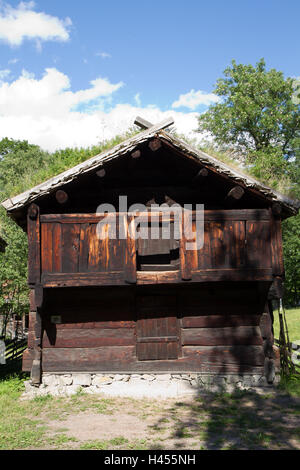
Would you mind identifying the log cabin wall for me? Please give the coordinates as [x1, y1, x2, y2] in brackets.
[23, 282, 270, 375]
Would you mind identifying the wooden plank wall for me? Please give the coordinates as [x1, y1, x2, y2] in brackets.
[39, 210, 275, 286]
[40, 219, 126, 274]
[23, 283, 269, 375]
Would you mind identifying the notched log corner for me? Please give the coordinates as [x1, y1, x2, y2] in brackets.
[268, 277, 283, 300]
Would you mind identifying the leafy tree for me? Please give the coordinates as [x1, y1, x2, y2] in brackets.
[198, 59, 300, 158]
[198, 59, 300, 306]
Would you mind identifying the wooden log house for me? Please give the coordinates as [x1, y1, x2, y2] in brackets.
[2, 117, 299, 386]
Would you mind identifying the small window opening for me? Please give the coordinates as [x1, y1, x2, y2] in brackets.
[136, 221, 180, 271]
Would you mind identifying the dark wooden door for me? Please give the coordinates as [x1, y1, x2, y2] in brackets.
[136, 295, 179, 361]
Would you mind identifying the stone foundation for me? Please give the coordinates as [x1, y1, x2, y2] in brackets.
[22, 372, 280, 399]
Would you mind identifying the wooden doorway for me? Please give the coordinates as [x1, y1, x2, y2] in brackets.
[136, 294, 179, 361]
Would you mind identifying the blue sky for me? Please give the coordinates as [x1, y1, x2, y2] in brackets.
[0, 0, 299, 150]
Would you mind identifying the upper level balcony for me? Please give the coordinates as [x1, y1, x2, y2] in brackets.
[27, 208, 283, 289]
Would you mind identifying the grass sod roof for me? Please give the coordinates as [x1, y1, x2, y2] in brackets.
[0, 223, 7, 252]
[1, 117, 299, 221]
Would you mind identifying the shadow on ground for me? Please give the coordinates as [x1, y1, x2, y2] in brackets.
[148, 387, 300, 450]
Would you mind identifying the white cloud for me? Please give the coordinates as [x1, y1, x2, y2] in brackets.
[0, 67, 204, 152]
[134, 93, 141, 107]
[0, 1, 72, 47]
[172, 89, 220, 110]
[0, 68, 10, 80]
[8, 57, 19, 64]
[0, 68, 123, 118]
[96, 51, 111, 59]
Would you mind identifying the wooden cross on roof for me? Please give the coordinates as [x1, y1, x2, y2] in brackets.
[134, 116, 174, 132]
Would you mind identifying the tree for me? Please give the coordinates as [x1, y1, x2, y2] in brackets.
[198, 59, 300, 306]
[198, 59, 300, 158]
[0, 138, 51, 336]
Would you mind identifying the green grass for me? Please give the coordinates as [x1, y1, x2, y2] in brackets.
[273, 307, 300, 342]
[79, 436, 130, 450]
[278, 373, 300, 397]
[0, 372, 118, 449]
[0, 371, 300, 450]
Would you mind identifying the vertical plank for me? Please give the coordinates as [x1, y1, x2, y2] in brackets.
[27, 204, 41, 286]
[180, 211, 192, 281]
[197, 222, 212, 269]
[210, 222, 223, 268]
[124, 215, 137, 284]
[270, 213, 284, 276]
[41, 223, 53, 273]
[62, 223, 80, 273]
[87, 224, 101, 272]
[234, 220, 246, 267]
[190, 221, 199, 271]
[31, 308, 42, 385]
[246, 221, 271, 269]
[52, 223, 62, 272]
[79, 223, 89, 272]
[275, 219, 284, 276]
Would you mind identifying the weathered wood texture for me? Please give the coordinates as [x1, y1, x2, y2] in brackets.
[27, 204, 41, 286]
[136, 295, 179, 360]
[35, 209, 280, 288]
[23, 283, 268, 375]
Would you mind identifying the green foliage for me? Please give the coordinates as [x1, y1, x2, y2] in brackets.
[0, 138, 52, 200]
[278, 373, 300, 397]
[198, 58, 300, 157]
[246, 147, 290, 192]
[198, 59, 300, 306]
[0, 208, 29, 332]
[0, 130, 138, 331]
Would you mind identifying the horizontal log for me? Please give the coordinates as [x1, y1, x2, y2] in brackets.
[42, 328, 135, 348]
[136, 271, 180, 284]
[193, 168, 209, 183]
[43, 346, 136, 371]
[43, 319, 135, 329]
[131, 150, 141, 159]
[23, 344, 264, 374]
[182, 315, 261, 328]
[259, 312, 273, 339]
[41, 269, 273, 288]
[41, 346, 264, 373]
[182, 326, 263, 346]
[96, 168, 106, 178]
[149, 139, 162, 151]
[183, 345, 265, 366]
[178, 293, 265, 315]
[226, 186, 245, 201]
[55, 190, 68, 204]
[192, 268, 273, 282]
[42, 272, 125, 287]
[272, 202, 282, 216]
[40, 209, 271, 223]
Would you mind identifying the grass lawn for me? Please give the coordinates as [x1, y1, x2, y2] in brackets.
[0, 372, 300, 451]
[273, 307, 300, 343]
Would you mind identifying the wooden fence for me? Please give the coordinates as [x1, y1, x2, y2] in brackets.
[0, 338, 27, 369]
